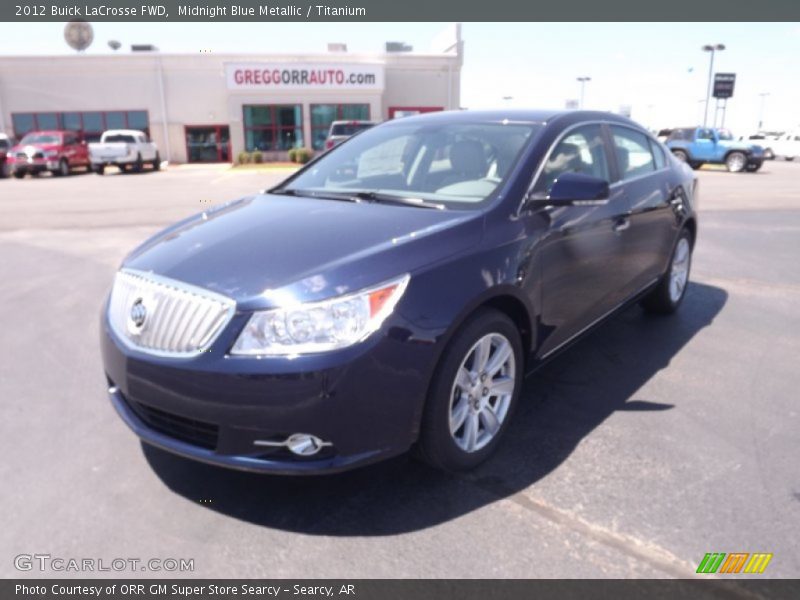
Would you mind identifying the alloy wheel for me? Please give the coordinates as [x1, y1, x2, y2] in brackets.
[449, 333, 516, 453]
[669, 238, 691, 303]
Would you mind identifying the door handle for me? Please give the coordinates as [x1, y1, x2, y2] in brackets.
[613, 217, 630, 233]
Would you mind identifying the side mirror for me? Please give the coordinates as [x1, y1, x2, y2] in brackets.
[527, 172, 610, 208]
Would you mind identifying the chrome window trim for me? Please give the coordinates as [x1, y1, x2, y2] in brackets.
[108, 268, 237, 359]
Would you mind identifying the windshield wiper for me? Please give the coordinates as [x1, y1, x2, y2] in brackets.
[269, 188, 363, 203]
[349, 191, 446, 210]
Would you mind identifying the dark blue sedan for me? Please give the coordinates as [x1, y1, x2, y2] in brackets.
[101, 110, 698, 474]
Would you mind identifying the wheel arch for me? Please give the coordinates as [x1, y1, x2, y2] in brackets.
[426, 286, 536, 379]
[723, 149, 748, 160]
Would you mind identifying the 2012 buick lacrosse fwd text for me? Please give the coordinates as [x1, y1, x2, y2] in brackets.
[101, 109, 698, 474]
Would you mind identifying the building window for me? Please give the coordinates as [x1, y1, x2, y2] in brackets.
[243, 105, 303, 152]
[310, 104, 370, 150]
[11, 110, 150, 142]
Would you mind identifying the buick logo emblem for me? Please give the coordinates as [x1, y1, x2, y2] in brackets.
[130, 298, 147, 329]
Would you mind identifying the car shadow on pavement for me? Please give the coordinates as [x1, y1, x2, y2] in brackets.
[143, 281, 727, 536]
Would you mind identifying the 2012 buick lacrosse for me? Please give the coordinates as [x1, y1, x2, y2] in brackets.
[101, 110, 698, 474]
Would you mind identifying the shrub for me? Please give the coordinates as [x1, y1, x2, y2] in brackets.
[237, 151, 250, 164]
[250, 151, 263, 163]
[295, 147, 313, 164]
[287, 147, 298, 163]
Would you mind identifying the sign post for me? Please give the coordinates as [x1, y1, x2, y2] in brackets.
[712, 73, 735, 129]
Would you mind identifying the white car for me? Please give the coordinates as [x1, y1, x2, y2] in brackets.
[770, 132, 800, 161]
[89, 129, 160, 174]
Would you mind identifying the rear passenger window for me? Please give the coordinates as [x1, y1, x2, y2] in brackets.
[610, 126, 656, 181]
[535, 124, 610, 194]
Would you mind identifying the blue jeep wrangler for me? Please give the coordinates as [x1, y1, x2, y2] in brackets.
[665, 127, 765, 172]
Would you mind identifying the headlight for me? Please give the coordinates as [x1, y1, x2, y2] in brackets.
[231, 274, 410, 356]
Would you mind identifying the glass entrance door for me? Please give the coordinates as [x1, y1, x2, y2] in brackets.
[185, 126, 231, 162]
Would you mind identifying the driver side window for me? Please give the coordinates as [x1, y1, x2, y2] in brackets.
[535, 125, 609, 195]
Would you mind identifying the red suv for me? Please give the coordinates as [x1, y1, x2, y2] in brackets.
[8, 130, 90, 178]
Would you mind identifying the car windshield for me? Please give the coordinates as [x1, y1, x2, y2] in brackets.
[20, 134, 60, 145]
[717, 129, 734, 141]
[331, 123, 374, 137]
[282, 121, 541, 208]
[104, 134, 137, 143]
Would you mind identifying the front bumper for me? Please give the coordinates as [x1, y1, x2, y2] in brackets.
[92, 156, 133, 166]
[101, 309, 439, 475]
[10, 158, 59, 173]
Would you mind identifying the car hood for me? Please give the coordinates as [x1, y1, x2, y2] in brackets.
[11, 143, 61, 153]
[122, 194, 483, 309]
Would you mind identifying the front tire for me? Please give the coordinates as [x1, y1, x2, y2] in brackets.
[133, 154, 143, 173]
[726, 151, 747, 173]
[689, 161, 704, 170]
[641, 229, 692, 314]
[418, 308, 524, 471]
[54, 159, 69, 177]
[745, 162, 762, 172]
[94, 164, 105, 175]
[786, 156, 795, 162]
[152, 152, 161, 171]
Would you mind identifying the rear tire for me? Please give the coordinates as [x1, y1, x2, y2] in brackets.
[94, 165, 105, 175]
[418, 308, 524, 472]
[0, 161, 9, 178]
[13, 170, 24, 179]
[786, 156, 795, 162]
[725, 151, 747, 173]
[672, 149, 689, 163]
[641, 229, 692, 315]
[689, 161, 703, 170]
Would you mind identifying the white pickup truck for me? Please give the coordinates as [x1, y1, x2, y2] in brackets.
[771, 132, 800, 161]
[89, 129, 160, 174]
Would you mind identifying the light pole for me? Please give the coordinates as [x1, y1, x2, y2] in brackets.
[577, 77, 591, 109]
[758, 92, 770, 131]
[701, 43, 725, 127]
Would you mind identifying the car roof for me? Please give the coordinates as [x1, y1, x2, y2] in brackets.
[382, 109, 640, 128]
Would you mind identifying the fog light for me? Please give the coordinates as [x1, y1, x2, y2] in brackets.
[286, 434, 328, 456]
[253, 433, 332, 456]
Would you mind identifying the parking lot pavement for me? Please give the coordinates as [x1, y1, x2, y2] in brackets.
[1, 161, 798, 578]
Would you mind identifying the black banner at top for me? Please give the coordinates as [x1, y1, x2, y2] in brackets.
[2, 0, 800, 21]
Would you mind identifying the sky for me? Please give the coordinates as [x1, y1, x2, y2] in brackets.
[0, 22, 798, 134]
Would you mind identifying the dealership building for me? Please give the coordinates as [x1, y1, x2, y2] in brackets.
[0, 27, 462, 162]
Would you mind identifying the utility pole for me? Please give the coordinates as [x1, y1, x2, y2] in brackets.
[701, 44, 725, 127]
[577, 77, 591, 109]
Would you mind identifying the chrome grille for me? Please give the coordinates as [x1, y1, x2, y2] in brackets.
[108, 269, 236, 357]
